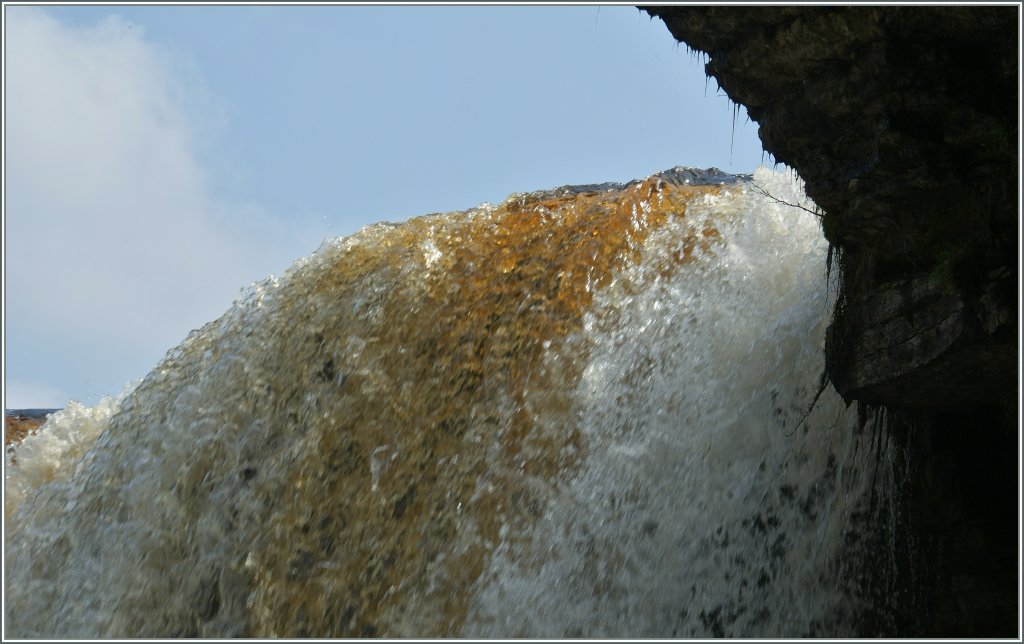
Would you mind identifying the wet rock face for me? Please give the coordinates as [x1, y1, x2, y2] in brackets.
[642, 5, 1017, 411]
[826, 266, 1016, 411]
[5, 410, 58, 447]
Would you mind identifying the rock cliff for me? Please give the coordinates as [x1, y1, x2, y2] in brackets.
[642, 5, 1017, 412]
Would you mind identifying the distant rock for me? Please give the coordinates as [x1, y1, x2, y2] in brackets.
[5, 410, 58, 447]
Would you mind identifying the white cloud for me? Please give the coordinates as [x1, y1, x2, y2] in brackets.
[4, 8, 320, 400]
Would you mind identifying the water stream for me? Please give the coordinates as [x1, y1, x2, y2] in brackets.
[4, 166, 903, 637]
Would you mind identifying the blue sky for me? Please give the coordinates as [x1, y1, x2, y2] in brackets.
[3, 4, 766, 409]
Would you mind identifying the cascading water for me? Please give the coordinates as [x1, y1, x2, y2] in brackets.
[4, 166, 906, 638]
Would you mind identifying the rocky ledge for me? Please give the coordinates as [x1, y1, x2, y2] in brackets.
[5, 409, 58, 447]
[642, 5, 1017, 412]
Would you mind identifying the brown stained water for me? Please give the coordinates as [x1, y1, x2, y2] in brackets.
[238, 176, 725, 636]
[5, 168, 903, 637]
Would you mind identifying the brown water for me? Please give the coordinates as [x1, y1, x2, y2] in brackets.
[4, 167, 902, 637]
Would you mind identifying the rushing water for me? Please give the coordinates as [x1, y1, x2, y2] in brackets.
[4, 167, 905, 637]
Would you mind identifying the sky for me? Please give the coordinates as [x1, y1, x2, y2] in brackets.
[3, 4, 767, 410]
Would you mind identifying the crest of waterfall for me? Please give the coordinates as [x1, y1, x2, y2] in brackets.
[5, 166, 902, 638]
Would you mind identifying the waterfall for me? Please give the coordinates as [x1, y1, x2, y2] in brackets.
[4, 166, 903, 637]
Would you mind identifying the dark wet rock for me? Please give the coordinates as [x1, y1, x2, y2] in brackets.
[827, 266, 1016, 410]
[641, 6, 1017, 412]
[527, 166, 751, 202]
[837, 405, 1018, 637]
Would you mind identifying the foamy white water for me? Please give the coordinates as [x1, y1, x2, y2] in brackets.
[5, 387, 132, 521]
[4, 167, 898, 637]
[464, 168, 879, 637]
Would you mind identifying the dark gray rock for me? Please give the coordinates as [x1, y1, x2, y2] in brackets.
[641, 5, 1018, 412]
[827, 266, 1016, 411]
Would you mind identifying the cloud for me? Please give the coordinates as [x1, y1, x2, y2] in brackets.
[5, 8, 321, 403]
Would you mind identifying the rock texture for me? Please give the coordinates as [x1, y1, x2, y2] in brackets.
[5, 410, 56, 447]
[642, 5, 1017, 412]
[5, 416, 43, 447]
